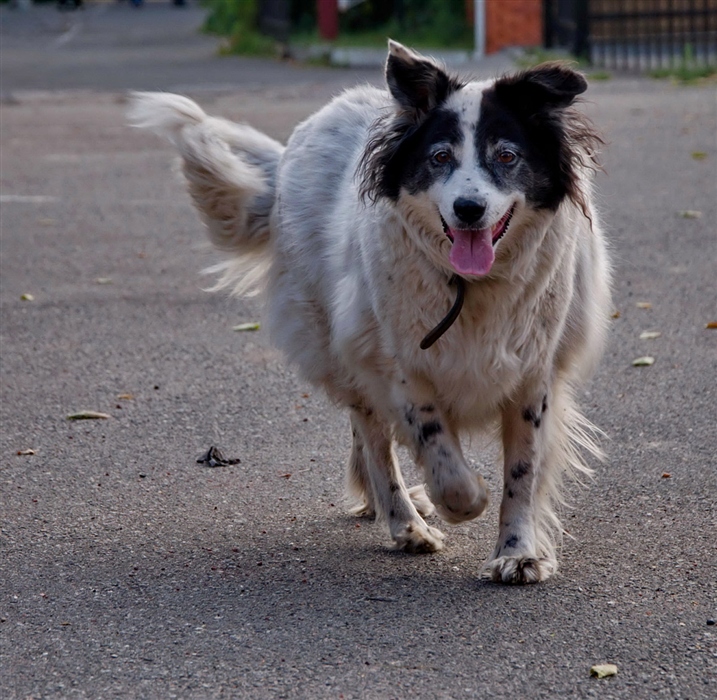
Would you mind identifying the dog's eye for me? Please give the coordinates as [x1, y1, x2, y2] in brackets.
[497, 150, 517, 164]
[433, 150, 451, 165]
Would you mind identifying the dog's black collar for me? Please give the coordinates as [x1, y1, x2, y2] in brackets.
[420, 275, 466, 350]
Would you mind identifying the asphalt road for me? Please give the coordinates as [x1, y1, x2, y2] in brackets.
[1, 4, 716, 699]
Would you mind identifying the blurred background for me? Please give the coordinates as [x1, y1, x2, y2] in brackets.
[2, 0, 715, 76]
[1, 2, 716, 699]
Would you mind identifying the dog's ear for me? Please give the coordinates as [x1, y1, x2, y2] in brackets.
[386, 40, 463, 114]
[494, 63, 587, 113]
[492, 63, 600, 220]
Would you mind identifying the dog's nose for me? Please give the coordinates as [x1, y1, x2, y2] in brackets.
[453, 198, 487, 225]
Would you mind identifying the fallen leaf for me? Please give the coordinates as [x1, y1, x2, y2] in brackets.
[95, 277, 112, 285]
[639, 331, 661, 340]
[280, 473, 292, 479]
[38, 218, 57, 226]
[20, 293, 34, 301]
[632, 356, 655, 367]
[706, 321, 717, 329]
[677, 210, 702, 219]
[232, 322, 260, 332]
[66, 411, 111, 420]
[611, 310, 621, 319]
[662, 472, 672, 478]
[691, 151, 707, 160]
[17, 448, 36, 456]
[590, 664, 618, 678]
[636, 302, 652, 309]
[117, 393, 134, 400]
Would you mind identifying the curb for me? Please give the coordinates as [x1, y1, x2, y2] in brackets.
[292, 44, 520, 73]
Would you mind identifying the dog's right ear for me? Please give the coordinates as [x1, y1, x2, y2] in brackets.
[386, 40, 463, 114]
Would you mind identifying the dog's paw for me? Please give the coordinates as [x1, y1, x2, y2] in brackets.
[348, 499, 375, 519]
[407, 484, 435, 518]
[483, 555, 556, 584]
[433, 473, 489, 525]
[392, 521, 445, 554]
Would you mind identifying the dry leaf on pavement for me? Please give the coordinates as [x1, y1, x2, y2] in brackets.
[66, 411, 111, 420]
[590, 664, 618, 678]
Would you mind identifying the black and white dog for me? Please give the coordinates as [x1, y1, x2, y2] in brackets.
[130, 41, 611, 583]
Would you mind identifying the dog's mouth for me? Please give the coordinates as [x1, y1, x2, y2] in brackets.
[490, 206, 514, 245]
[440, 205, 515, 277]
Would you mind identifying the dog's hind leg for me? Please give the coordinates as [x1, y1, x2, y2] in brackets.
[349, 407, 444, 553]
[346, 413, 375, 518]
[347, 414, 435, 520]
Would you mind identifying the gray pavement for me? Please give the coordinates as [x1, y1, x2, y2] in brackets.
[1, 4, 716, 699]
[0, 2, 387, 95]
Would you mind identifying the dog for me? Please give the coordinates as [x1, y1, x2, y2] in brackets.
[129, 41, 611, 584]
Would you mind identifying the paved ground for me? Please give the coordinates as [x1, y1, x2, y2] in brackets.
[1, 4, 716, 699]
[0, 2, 384, 94]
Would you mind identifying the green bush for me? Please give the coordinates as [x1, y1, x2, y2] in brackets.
[204, 0, 275, 56]
[203, 0, 253, 36]
[204, 0, 472, 55]
[338, 0, 470, 48]
[650, 45, 717, 84]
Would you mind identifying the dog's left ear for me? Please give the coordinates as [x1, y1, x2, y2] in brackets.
[386, 39, 463, 114]
[494, 63, 587, 113]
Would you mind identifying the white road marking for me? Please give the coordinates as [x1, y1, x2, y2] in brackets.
[0, 195, 59, 204]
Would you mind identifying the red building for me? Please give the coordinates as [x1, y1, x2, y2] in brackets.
[484, 0, 543, 55]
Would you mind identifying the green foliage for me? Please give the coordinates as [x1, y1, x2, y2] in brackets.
[650, 44, 716, 84]
[515, 49, 610, 81]
[515, 48, 588, 69]
[203, 0, 256, 36]
[290, 0, 472, 50]
[650, 63, 716, 83]
[204, 0, 275, 56]
[221, 28, 276, 57]
[339, 0, 471, 49]
[204, 0, 473, 56]
[587, 70, 612, 81]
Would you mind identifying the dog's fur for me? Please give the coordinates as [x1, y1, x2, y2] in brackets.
[129, 41, 611, 583]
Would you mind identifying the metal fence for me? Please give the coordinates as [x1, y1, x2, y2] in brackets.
[545, 0, 717, 71]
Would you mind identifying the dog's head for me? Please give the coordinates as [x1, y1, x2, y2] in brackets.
[359, 41, 601, 278]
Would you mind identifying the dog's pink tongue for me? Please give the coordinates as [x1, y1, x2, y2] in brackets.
[448, 227, 494, 276]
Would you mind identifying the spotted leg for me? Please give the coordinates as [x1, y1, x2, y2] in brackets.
[402, 402, 489, 525]
[347, 414, 435, 519]
[486, 385, 558, 584]
[349, 406, 444, 553]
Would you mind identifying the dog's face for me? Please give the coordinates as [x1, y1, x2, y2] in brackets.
[360, 41, 599, 278]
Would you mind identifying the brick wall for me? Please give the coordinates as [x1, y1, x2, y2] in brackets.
[486, 0, 543, 54]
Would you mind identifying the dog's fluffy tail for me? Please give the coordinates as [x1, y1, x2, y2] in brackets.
[128, 92, 284, 295]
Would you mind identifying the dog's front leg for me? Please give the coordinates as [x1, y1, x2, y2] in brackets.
[486, 384, 558, 584]
[402, 403, 489, 525]
[350, 406, 445, 553]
